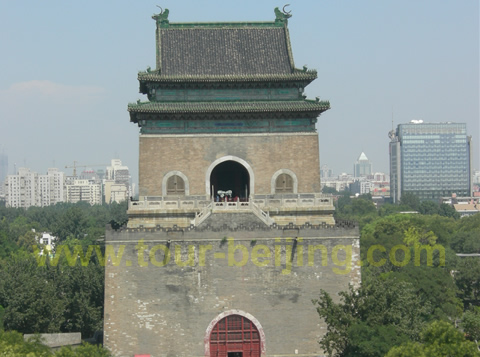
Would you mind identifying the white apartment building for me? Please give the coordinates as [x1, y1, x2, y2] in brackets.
[5, 168, 38, 208]
[5, 168, 66, 208]
[38, 168, 65, 207]
[65, 179, 102, 205]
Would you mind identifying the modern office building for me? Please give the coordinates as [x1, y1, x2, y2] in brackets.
[353, 152, 372, 177]
[389, 121, 472, 202]
[320, 164, 333, 179]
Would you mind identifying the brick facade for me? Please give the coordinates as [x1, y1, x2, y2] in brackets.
[139, 133, 321, 197]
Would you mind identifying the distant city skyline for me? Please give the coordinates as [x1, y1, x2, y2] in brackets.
[1, 1, 478, 183]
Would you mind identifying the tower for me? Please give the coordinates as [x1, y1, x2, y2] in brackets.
[353, 152, 372, 177]
[104, 8, 360, 356]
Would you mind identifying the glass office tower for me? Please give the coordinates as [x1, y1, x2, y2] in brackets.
[389, 121, 472, 202]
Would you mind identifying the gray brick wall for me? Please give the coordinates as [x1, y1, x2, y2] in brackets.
[104, 224, 360, 357]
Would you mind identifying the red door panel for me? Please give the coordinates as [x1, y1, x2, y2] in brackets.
[209, 315, 261, 357]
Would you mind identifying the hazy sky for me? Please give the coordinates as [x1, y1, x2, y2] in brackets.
[1, 1, 478, 185]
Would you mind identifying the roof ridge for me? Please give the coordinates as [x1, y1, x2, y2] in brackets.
[161, 21, 283, 28]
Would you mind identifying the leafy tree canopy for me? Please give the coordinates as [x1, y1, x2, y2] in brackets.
[386, 320, 480, 357]
[399, 192, 420, 211]
[0, 330, 112, 356]
[313, 275, 431, 357]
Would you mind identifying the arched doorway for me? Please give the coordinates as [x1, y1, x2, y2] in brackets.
[210, 161, 250, 200]
[206, 313, 264, 357]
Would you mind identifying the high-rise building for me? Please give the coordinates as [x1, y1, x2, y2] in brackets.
[104, 159, 131, 203]
[320, 164, 333, 179]
[5, 168, 38, 208]
[389, 121, 472, 202]
[353, 152, 372, 177]
[38, 168, 65, 207]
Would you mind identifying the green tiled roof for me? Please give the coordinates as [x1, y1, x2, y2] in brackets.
[128, 100, 330, 122]
[138, 70, 317, 84]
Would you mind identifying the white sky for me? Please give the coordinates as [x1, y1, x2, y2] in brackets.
[1, 1, 478, 185]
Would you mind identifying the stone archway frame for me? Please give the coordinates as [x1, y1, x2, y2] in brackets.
[162, 170, 190, 196]
[271, 169, 298, 194]
[204, 309, 266, 357]
[205, 156, 255, 196]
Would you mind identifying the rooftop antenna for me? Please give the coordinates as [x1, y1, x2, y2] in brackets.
[391, 106, 394, 131]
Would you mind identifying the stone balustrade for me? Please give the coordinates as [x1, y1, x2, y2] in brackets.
[128, 193, 333, 211]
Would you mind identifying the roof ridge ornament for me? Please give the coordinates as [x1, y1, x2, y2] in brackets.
[275, 5, 292, 23]
[152, 6, 169, 24]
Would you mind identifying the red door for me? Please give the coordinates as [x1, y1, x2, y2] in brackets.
[209, 315, 261, 357]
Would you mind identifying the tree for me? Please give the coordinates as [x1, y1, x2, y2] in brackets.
[336, 191, 352, 213]
[0, 330, 112, 357]
[340, 198, 376, 217]
[109, 201, 128, 229]
[462, 307, 480, 347]
[455, 257, 480, 305]
[0, 251, 104, 337]
[0, 252, 66, 333]
[322, 186, 338, 194]
[53, 207, 88, 241]
[399, 192, 420, 211]
[0, 330, 52, 357]
[54, 342, 112, 356]
[386, 320, 480, 357]
[403, 227, 437, 247]
[0, 305, 4, 330]
[313, 276, 431, 357]
[17, 229, 39, 252]
[439, 203, 460, 219]
[418, 201, 439, 215]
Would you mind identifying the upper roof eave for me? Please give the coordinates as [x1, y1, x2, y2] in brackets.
[137, 70, 317, 84]
[127, 100, 330, 122]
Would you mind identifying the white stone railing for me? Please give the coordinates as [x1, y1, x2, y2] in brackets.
[252, 194, 333, 208]
[211, 201, 252, 210]
[129, 196, 211, 210]
[193, 202, 213, 226]
[128, 194, 333, 211]
[250, 200, 275, 226]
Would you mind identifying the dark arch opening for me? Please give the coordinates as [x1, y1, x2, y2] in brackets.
[210, 161, 250, 200]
